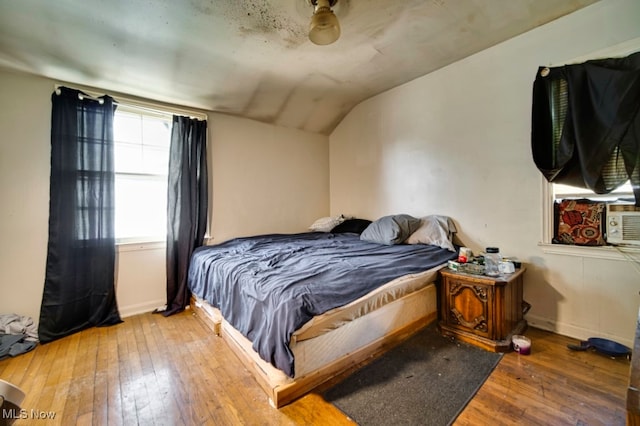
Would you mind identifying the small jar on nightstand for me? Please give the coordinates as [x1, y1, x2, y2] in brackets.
[484, 247, 501, 276]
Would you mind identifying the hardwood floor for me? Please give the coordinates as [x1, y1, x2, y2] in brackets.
[0, 310, 630, 425]
[456, 327, 629, 425]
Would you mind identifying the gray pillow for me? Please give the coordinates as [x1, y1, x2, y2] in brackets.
[405, 215, 457, 251]
[360, 214, 421, 245]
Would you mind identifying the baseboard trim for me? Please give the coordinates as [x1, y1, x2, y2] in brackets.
[527, 314, 633, 348]
[118, 299, 166, 318]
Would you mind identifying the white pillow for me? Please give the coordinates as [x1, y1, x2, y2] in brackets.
[405, 215, 457, 251]
[309, 215, 345, 232]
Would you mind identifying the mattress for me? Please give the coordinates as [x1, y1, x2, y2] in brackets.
[292, 264, 442, 342]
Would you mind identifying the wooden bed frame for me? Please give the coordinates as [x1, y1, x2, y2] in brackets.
[190, 279, 440, 408]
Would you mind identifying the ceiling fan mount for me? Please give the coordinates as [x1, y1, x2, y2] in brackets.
[309, 0, 338, 6]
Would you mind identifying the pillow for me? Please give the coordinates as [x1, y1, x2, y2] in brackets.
[330, 218, 372, 235]
[360, 214, 421, 245]
[405, 215, 457, 251]
[553, 199, 606, 246]
[309, 215, 345, 232]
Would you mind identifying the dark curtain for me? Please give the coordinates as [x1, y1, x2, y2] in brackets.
[531, 51, 640, 206]
[38, 87, 122, 343]
[163, 115, 208, 316]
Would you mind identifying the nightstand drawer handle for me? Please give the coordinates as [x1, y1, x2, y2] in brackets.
[522, 300, 531, 315]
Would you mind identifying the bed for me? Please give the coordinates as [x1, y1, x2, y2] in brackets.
[188, 215, 458, 407]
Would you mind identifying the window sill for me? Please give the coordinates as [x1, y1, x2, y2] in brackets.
[538, 242, 640, 261]
[117, 240, 166, 252]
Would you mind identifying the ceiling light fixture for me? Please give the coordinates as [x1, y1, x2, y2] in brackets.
[309, 0, 340, 45]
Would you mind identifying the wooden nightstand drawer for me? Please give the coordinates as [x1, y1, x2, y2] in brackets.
[444, 276, 494, 339]
[438, 267, 528, 352]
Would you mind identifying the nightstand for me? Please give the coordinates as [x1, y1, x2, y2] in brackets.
[438, 267, 529, 352]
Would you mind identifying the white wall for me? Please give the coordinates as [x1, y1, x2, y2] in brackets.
[330, 0, 640, 346]
[209, 114, 329, 243]
[0, 71, 51, 325]
[0, 69, 329, 326]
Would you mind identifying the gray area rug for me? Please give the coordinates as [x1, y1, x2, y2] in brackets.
[323, 322, 503, 426]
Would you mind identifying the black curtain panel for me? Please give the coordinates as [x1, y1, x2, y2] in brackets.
[163, 115, 208, 316]
[531, 51, 640, 205]
[38, 87, 122, 343]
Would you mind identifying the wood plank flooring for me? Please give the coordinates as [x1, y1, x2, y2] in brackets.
[0, 310, 630, 425]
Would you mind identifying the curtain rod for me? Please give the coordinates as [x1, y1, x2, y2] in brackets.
[54, 87, 106, 104]
[53, 84, 208, 121]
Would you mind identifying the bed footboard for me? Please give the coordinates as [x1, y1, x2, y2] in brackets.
[190, 282, 438, 408]
[191, 296, 222, 335]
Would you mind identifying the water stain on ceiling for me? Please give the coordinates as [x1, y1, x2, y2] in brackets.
[0, 0, 599, 134]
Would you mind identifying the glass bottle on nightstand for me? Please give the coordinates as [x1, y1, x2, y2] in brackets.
[484, 247, 501, 276]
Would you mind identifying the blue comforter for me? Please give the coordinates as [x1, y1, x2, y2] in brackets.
[188, 232, 457, 377]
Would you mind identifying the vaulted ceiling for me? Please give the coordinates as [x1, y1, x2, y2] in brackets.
[0, 0, 598, 134]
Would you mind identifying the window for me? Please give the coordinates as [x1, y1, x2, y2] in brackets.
[542, 79, 635, 247]
[113, 107, 172, 244]
[537, 41, 640, 250]
[545, 75, 634, 206]
[547, 180, 634, 246]
[552, 182, 634, 203]
[543, 74, 634, 243]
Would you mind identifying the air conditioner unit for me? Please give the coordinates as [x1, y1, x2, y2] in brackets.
[606, 203, 640, 246]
